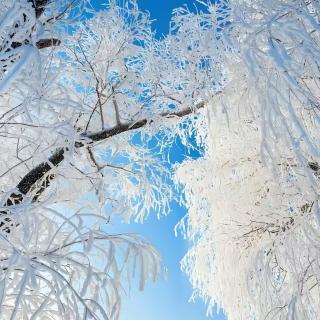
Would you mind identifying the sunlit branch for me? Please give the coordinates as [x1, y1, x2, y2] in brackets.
[2, 102, 205, 211]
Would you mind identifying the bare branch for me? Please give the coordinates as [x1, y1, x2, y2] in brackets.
[36, 38, 61, 49]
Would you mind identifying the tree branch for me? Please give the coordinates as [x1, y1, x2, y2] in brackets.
[0, 102, 205, 231]
[36, 39, 61, 49]
[27, 0, 51, 18]
[84, 102, 205, 144]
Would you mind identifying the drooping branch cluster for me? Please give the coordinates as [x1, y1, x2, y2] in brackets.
[0, 1, 214, 319]
[176, 1, 320, 319]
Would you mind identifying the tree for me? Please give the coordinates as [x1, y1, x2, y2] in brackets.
[175, 1, 320, 319]
[0, 0, 215, 319]
[2, 0, 317, 319]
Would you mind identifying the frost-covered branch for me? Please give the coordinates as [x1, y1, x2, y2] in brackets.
[0, 1, 216, 318]
[175, 1, 320, 319]
[3, 101, 205, 207]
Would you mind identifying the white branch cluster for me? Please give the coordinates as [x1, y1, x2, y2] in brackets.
[176, 0, 320, 319]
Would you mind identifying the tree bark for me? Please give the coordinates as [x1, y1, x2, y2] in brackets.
[5, 102, 205, 206]
[27, 0, 50, 18]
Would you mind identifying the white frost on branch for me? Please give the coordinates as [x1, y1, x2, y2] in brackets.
[0, 0, 218, 318]
[176, 0, 320, 319]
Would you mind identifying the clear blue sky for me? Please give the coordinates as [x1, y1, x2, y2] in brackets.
[135, 0, 203, 38]
[93, 1, 227, 319]
[94, 0, 209, 38]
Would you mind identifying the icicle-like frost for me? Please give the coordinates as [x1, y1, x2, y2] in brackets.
[0, 45, 37, 93]
[175, 1, 320, 319]
[0, 201, 161, 320]
[4, 0, 319, 319]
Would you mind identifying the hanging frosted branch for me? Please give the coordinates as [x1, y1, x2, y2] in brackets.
[175, 1, 320, 319]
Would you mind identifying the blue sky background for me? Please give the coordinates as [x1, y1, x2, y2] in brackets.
[135, 0, 203, 38]
[109, 133, 212, 320]
[93, 1, 227, 319]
